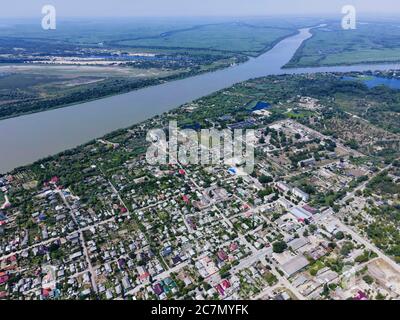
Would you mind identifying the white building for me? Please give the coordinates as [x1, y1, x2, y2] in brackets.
[292, 187, 310, 202]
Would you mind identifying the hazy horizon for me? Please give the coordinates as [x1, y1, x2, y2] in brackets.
[2, 0, 400, 18]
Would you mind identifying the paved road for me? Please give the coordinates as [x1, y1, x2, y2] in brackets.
[338, 163, 393, 205]
[57, 189, 99, 293]
[330, 215, 400, 274]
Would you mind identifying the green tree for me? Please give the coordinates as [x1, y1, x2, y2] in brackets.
[272, 241, 288, 253]
[259, 175, 273, 184]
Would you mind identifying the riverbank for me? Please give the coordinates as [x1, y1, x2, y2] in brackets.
[0, 28, 399, 174]
[0, 55, 248, 121]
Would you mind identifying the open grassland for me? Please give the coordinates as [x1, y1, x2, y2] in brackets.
[0, 19, 198, 44]
[286, 22, 400, 67]
[0, 65, 181, 119]
[114, 23, 297, 56]
[0, 64, 175, 79]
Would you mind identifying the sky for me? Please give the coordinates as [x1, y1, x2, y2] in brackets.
[2, 0, 400, 18]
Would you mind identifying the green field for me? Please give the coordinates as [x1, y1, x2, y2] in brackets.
[0, 19, 198, 44]
[285, 22, 400, 67]
[0, 17, 315, 54]
[115, 23, 297, 56]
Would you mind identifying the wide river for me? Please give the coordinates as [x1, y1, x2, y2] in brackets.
[0, 28, 399, 173]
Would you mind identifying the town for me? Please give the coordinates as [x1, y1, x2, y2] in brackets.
[0, 71, 399, 300]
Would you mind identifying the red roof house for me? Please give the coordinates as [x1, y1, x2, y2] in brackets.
[120, 207, 128, 213]
[182, 195, 190, 204]
[50, 176, 59, 184]
[0, 275, 9, 285]
[222, 279, 231, 289]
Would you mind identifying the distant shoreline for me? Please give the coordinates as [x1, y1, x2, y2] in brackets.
[0, 56, 248, 122]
